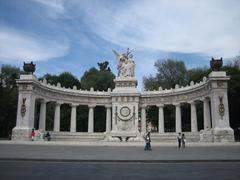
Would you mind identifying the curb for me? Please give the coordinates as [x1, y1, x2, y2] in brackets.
[1, 158, 240, 163]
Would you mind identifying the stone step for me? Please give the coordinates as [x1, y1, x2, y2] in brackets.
[50, 132, 105, 142]
[47, 131, 200, 142]
[151, 132, 200, 142]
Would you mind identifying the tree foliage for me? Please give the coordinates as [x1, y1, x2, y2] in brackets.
[0, 65, 21, 138]
[143, 59, 188, 90]
[81, 61, 115, 91]
[39, 71, 80, 89]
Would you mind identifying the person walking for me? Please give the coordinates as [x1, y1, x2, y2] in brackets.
[182, 134, 186, 148]
[31, 129, 35, 141]
[177, 132, 182, 148]
[144, 132, 152, 151]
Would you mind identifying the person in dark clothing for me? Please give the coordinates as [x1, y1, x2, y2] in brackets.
[45, 132, 51, 141]
[144, 132, 152, 151]
[177, 132, 182, 148]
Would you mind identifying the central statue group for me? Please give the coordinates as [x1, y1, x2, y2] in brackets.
[112, 48, 135, 78]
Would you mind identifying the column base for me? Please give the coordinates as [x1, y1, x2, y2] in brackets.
[212, 127, 234, 142]
[11, 127, 32, 141]
[200, 129, 214, 142]
[200, 127, 234, 142]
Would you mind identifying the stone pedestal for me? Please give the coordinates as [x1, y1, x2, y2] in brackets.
[107, 77, 143, 142]
[200, 129, 214, 142]
[212, 127, 234, 142]
[208, 71, 234, 142]
[12, 127, 32, 141]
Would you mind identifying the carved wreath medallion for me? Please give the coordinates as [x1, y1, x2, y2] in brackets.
[120, 106, 131, 117]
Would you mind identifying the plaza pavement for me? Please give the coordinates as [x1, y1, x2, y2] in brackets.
[0, 140, 240, 162]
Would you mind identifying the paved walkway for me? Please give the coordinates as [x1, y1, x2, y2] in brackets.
[0, 140, 240, 162]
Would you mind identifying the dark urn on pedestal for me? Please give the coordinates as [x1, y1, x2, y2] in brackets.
[23, 61, 36, 74]
[210, 57, 223, 71]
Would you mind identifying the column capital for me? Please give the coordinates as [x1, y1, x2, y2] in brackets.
[173, 102, 181, 106]
[88, 104, 96, 108]
[55, 101, 62, 106]
[105, 104, 112, 108]
[140, 104, 147, 108]
[71, 103, 79, 107]
[203, 97, 210, 102]
[156, 103, 164, 108]
[188, 100, 196, 105]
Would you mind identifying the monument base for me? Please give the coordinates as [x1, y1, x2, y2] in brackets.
[200, 127, 235, 142]
[200, 129, 214, 142]
[11, 127, 32, 141]
[212, 127, 234, 142]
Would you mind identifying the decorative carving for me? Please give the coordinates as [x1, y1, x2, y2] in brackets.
[218, 95, 225, 119]
[21, 98, 26, 117]
[120, 106, 131, 117]
[217, 82, 223, 87]
[22, 85, 28, 90]
[112, 48, 135, 77]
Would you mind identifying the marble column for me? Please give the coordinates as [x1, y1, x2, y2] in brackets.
[157, 104, 164, 133]
[140, 105, 146, 133]
[105, 105, 111, 133]
[175, 103, 182, 133]
[190, 101, 198, 132]
[203, 98, 211, 129]
[39, 99, 46, 130]
[54, 102, 61, 132]
[112, 106, 117, 131]
[70, 104, 78, 132]
[88, 104, 95, 133]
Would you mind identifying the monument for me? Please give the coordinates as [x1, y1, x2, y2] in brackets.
[106, 49, 142, 141]
[12, 52, 234, 143]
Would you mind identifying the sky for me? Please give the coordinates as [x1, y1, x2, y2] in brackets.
[0, 0, 239, 89]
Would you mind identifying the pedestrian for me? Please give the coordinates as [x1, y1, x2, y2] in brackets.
[144, 132, 152, 151]
[31, 129, 35, 141]
[177, 132, 182, 148]
[45, 132, 51, 141]
[182, 133, 186, 148]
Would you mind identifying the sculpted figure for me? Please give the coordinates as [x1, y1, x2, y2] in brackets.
[112, 48, 135, 77]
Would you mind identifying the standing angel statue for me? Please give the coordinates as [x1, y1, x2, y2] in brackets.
[112, 48, 135, 77]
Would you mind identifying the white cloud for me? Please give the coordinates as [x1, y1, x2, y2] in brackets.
[71, 0, 240, 58]
[33, 0, 65, 17]
[0, 26, 69, 63]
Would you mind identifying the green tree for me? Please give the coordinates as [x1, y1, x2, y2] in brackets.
[144, 59, 187, 90]
[187, 67, 210, 83]
[39, 72, 80, 89]
[81, 61, 115, 91]
[0, 65, 21, 138]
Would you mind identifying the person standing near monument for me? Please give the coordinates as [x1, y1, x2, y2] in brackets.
[144, 132, 152, 151]
[31, 129, 35, 141]
[177, 132, 182, 148]
[182, 133, 186, 148]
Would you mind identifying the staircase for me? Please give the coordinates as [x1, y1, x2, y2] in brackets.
[151, 132, 200, 142]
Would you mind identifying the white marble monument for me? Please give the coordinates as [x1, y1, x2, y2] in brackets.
[12, 54, 234, 143]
